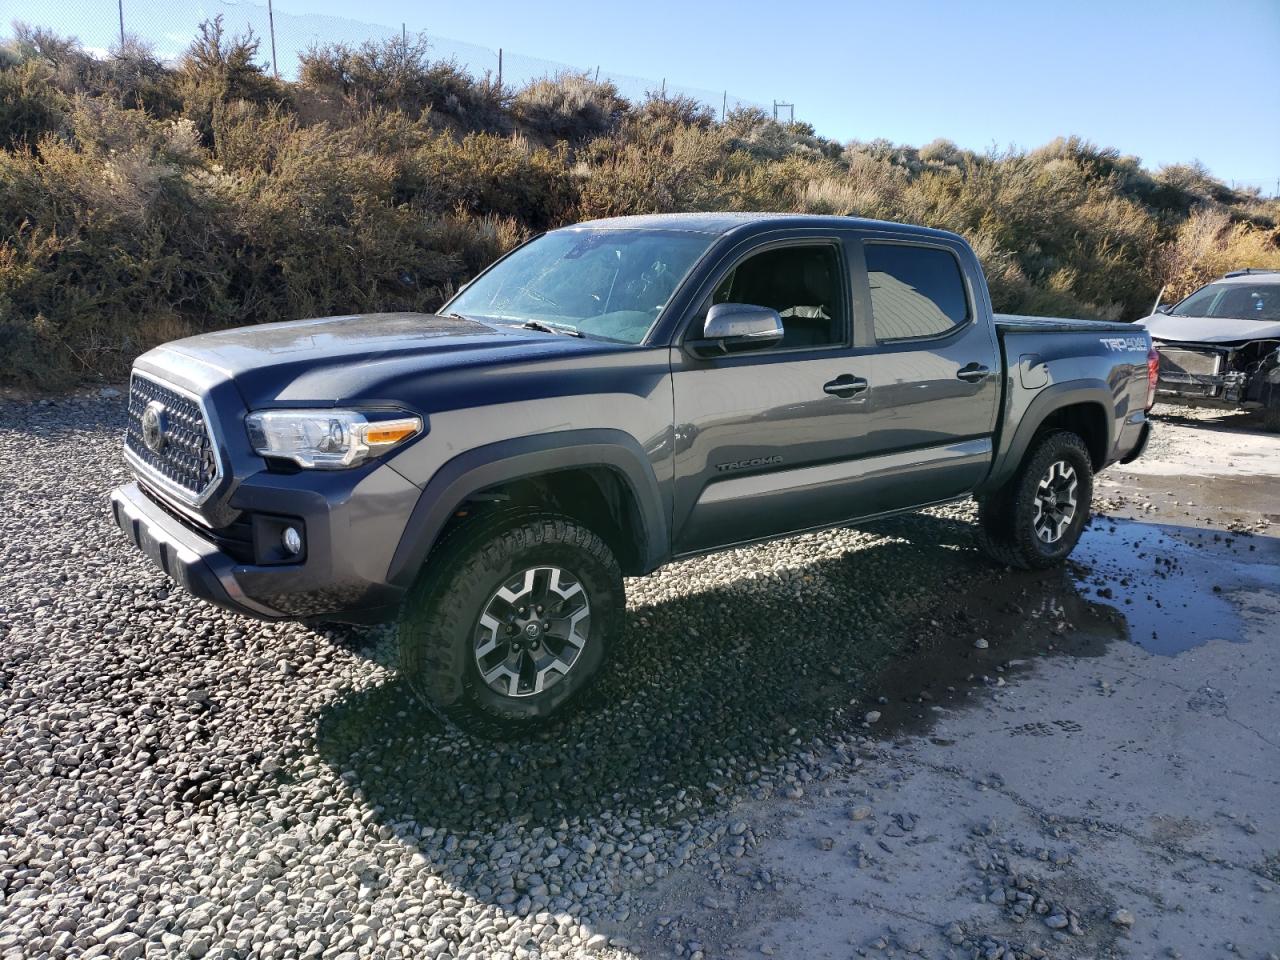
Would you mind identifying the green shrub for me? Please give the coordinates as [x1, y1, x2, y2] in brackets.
[0, 59, 66, 148]
[1, 17, 1276, 387]
[1155, 206, 1280, 301]
[299, 34, 505, 131]
[511, 72, 626, 143]
[177, 16, 285, 144]
[0, 135, 239, 386]
[576, 124, 738, 218]
[398, 131, 574, 228]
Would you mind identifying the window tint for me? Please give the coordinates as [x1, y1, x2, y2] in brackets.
[1172, 281, 1280, 321]
[704, 244, 846, 349]
[865, 243, 969, 340]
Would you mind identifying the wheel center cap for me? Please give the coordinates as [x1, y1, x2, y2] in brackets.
[524, 622, 541, 639]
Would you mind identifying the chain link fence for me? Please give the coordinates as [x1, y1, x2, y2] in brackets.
[6, 0, 765, 118]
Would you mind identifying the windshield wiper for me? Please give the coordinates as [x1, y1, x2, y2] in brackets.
[521, 320, 583, 338]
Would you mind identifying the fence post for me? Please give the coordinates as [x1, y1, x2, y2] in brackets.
[267, 0, 279, 78]
[117, 0, 125, 49]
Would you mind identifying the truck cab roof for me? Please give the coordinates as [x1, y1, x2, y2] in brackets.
[566, 211, 965, 244]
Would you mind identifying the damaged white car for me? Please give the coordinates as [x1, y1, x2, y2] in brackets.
[1143, 269, 1280, 431]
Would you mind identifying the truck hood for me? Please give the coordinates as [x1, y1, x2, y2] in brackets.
[140, 312, 612, 406]
[1140, 312, 1280, 345]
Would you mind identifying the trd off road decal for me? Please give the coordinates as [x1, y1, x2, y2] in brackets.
[1100, 336, 1148, 353]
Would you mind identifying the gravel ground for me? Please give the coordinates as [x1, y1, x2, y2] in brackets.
[0, 392, 993, 960]
[3, 395, 1276, 960]
[622, 404, 1280, 960]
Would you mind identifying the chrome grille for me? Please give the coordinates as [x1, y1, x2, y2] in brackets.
[125, 374, 219, 502]
[1158, 347, 1221, 378]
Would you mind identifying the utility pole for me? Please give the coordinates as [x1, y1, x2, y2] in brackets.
[721, 90, 727, 121]
[772, 100, 794, 123]
[117, 0, 125, 48]
[267, 0, 279, 78]
[497, 48, 502, 90]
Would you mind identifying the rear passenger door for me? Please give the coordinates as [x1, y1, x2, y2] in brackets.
[838, 234, 1001, 513]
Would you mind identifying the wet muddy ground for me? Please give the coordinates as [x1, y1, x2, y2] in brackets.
[623, 405, 1280, 960]
[2, 397, 1276, 960]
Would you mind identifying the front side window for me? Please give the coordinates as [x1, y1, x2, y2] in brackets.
[1171, 282, 1280, 321]
[447, 228, 714, 343]
[865, 243, 970, 341]
[703, 244, 847, 349]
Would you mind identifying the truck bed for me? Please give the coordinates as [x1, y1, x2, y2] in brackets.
[994, 314, 1138, 335]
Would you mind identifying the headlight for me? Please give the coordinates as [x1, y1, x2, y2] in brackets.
[244, 409, 422, 469]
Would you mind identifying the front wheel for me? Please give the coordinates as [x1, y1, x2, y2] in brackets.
[399, 511, 624, 737]
[976, 430, 1094, 570]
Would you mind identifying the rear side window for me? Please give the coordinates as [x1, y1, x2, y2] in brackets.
[865, 243, 970, 341]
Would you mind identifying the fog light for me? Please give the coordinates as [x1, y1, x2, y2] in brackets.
[281, 526, 303, 556]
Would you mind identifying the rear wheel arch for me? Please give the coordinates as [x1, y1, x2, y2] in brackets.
[1035, 400, 1110, 470]
[983, 383, 1115, 492]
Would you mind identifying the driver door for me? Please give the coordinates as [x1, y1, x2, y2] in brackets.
[669, 235, 873, 554]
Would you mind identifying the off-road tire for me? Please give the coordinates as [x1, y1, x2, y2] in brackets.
[399, 509, 624, 738]
[976, 430, 1094, 570]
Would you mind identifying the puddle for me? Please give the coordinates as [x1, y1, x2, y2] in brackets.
[1071, 517, 1280, 656]
[850, 513, 1280, 739]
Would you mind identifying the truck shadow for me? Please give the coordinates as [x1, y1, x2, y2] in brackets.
[311, 510, 1129, 838]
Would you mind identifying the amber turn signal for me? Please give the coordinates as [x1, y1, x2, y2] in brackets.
[365, 418, 422, 446]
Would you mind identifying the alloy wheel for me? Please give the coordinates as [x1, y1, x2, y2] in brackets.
[473, 566, 591, 698]
[1032, 459, 1078, 544]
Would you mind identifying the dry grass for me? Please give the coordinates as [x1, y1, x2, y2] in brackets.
[1, 21, 1277, 386]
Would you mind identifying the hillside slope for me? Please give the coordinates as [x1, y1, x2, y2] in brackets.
[2, 20, 1278, 386]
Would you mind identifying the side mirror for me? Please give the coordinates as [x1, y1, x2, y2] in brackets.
[686, 302, 784, 358]
[1155, 304, 1172, 314]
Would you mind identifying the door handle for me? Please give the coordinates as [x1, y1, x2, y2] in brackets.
[956, 363, 990, 383]
[823, 375, 868, 398]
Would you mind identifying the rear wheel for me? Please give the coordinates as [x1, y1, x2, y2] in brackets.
[977, 430, 1094, 570]
[399, 510, 624, 737]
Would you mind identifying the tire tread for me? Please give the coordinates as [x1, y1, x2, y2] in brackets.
[977, 429, 1093, 570]
[398, 508, 623, 738]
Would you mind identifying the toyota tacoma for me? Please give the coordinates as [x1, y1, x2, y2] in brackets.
[110, 213, 1155, 733]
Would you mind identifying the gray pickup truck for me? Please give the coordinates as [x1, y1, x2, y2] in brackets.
[110, 213, 1155, 733]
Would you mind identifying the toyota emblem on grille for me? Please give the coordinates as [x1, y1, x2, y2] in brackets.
[141, 401, 168, 453]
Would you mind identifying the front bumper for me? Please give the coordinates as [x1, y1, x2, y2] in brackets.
[110, 466, 419, 623]
[112, 482, 286, 619]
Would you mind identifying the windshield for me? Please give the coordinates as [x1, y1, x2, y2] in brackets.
[1171, 281, 1280, 321]
[446, 228, 715, 343]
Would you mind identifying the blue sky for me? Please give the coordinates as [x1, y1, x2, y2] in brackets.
[9, 0, 1280, 190]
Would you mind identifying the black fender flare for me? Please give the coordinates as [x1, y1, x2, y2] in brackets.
[386, 429, 669, 586]
[979, 380, 1116, 493]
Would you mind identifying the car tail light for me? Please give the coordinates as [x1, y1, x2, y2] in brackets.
[1146, 345, 1160, 409]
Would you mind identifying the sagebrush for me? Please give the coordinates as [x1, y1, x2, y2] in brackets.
[2, 22, 1278, 387]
